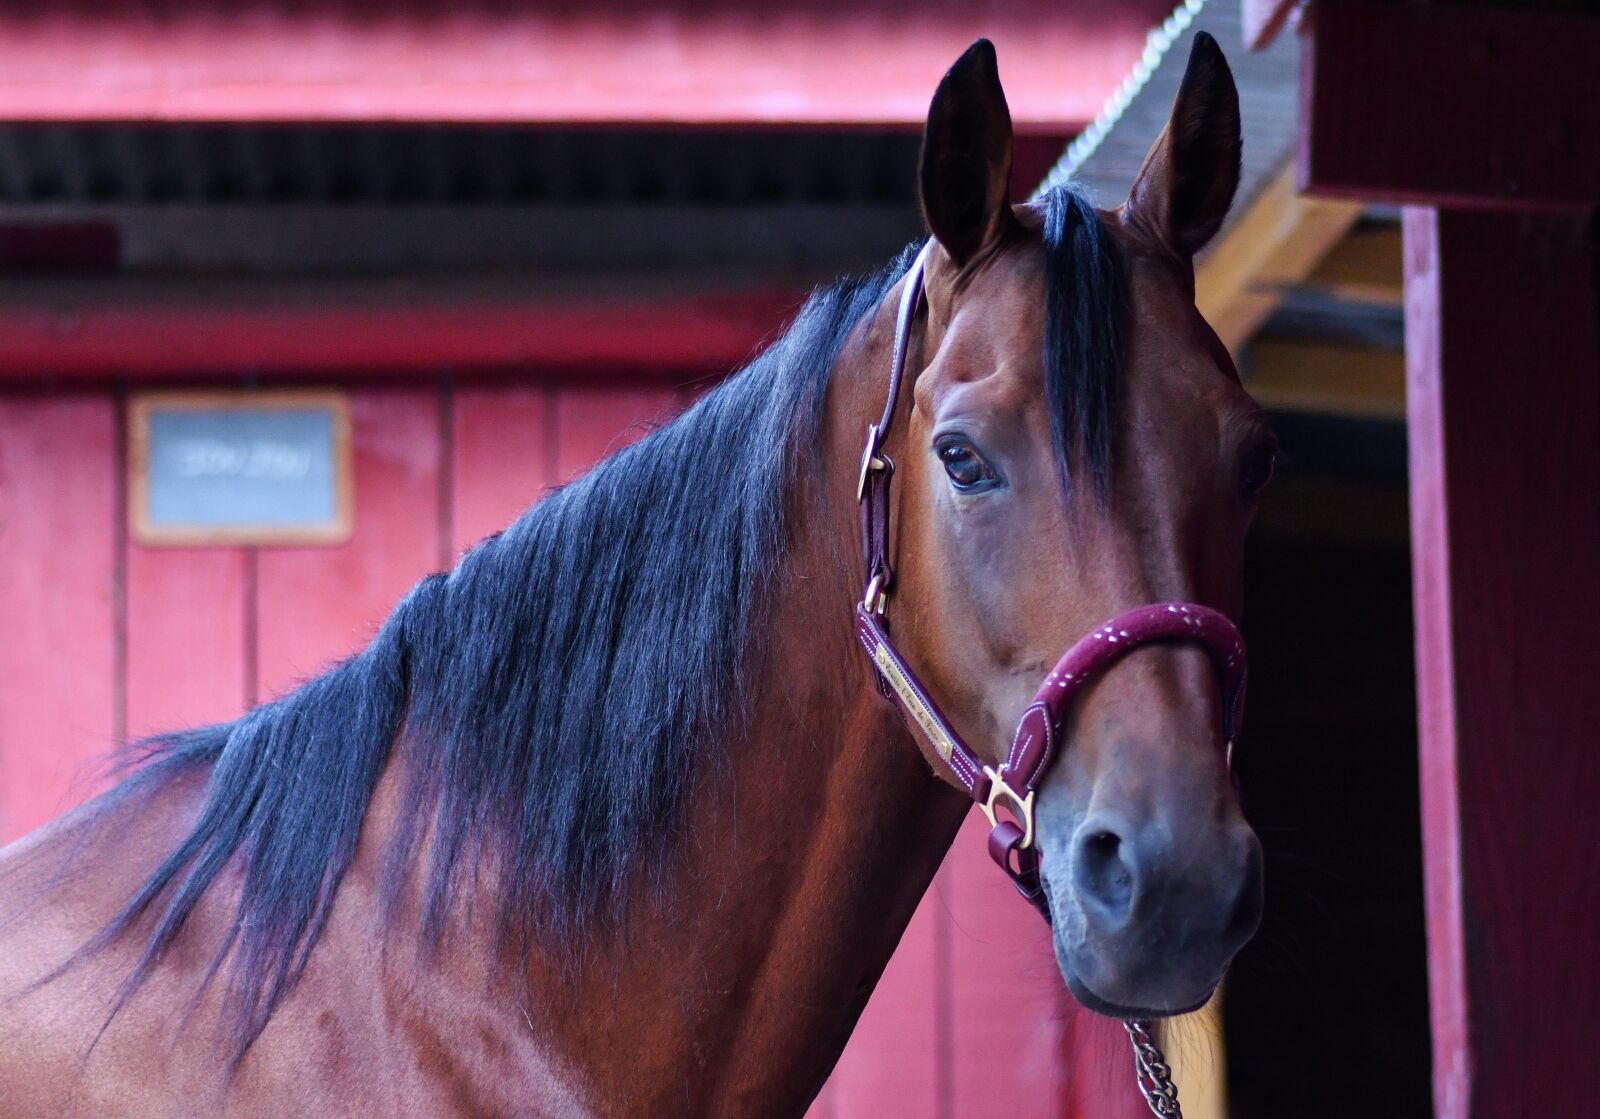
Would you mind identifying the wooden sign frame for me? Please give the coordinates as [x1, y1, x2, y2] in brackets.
[129, 390, 353, 547]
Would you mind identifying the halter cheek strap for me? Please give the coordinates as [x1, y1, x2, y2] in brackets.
[855, 243, 1249, 919]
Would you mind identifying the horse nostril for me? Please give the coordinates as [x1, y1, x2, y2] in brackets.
[1073, 825, 1135, 925]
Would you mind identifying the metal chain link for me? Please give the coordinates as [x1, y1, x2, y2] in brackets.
[1123, 1019, 1183, 1118]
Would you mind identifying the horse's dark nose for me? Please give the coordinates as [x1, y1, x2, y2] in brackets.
[1069, 812, 1263, 951]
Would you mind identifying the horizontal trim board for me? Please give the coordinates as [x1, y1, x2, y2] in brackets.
[0, 5, 1163, 128]
[0, 277, 805, 378]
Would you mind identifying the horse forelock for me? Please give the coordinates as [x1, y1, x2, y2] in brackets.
[1039, 183, 1131, 499]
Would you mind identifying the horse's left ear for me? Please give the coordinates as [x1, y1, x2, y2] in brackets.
[919, 39, 1018, 267]
[1125, 31, 1241, 259]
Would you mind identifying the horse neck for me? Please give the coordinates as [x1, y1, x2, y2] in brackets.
[523, 301, 971, 1116]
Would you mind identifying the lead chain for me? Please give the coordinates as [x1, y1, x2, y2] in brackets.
[1123, 1019, 1183, 1118]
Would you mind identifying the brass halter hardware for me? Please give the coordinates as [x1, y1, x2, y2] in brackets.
[979, 765, 1036, 850]
[855, 424, 890, 502]
[861, 573, 888, 616]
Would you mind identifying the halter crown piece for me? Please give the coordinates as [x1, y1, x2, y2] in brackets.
[852, 242, 1250, 919]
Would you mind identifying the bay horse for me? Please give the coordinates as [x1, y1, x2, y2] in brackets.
[0, 35, 1270, 1117]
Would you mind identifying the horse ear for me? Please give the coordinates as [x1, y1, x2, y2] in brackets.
[1125, 31, 1241, 259]
[919, 39, 1017, 266]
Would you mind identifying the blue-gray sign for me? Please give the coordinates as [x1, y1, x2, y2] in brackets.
[136, 396, 349, 543]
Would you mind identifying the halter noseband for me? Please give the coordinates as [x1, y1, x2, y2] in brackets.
[853, 243, 1249, 919]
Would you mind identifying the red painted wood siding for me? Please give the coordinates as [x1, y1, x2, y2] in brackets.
[0, 3, 1165, 128]
[0, 375, 1123, 1117]
[451, 385, 553, 555]
[0, 395, 118, 839]
[1404, 208, 1600, 1118]
[125, 546, 249, 737]
[554, 381, 678, 484]
[821, 883, 945, 1118]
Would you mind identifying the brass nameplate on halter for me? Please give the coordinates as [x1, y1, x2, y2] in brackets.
[874, 642, 956, 762]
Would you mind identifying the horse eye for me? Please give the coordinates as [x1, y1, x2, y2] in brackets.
[1240, 441, 1279, 500]
[938, 442, 995, 491]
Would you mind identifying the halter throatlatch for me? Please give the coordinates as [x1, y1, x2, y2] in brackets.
[853, 243, 1249, 919]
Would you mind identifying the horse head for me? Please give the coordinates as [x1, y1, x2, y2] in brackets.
[884, 35, 1268, 1018]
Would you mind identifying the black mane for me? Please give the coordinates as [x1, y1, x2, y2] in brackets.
[1042, 185, 1128, 493]
[76, 185, 1126, 1059]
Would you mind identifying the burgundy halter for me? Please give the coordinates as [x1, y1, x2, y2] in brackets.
[854, 243, 1249, 919]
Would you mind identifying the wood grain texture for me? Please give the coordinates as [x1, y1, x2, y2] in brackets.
[254, 389, 442, 702]
[1059, 1000, 1147, 1118]
[1245, 338, 1404, 420]
[0, 396, 118, 841]
[124, 544, 248, 739]
[1301, 1, 1600, 209]
[450, 383, 552, 556]
[1159, 998, 1226, 1119]
[1404, 207, 1600, 1118]
[1194, 162, 1361, 354]
[555, 383, 678, 484]
[1241, 0, 1298, 51]
[946, 812, 1072, 1117]
[0, 3, 1163, 127]
[0, 285, 802, 381]
[826, 882, 946, 1119]
[1304, 223, 1403, 308]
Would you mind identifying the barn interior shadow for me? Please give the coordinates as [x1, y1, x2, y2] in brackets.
[1224, 411, 1433, 1118]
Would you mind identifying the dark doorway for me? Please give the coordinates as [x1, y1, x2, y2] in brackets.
[1224, 413, 1433, 1118]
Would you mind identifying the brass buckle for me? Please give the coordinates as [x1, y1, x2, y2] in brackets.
[862, 573, 888, 615]
[856, 424, 889, 501]
[979, 765, 1036, 850]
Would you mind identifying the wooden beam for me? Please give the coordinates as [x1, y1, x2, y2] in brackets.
[1160, 998, 1227, 1119]
[1302, 224, 1403, 308]
[1252, 475, 1409, 546]
[1302, 1, 1600, 210]
[0, 204, 921, 281]
[1241, 0, 1300, 51]
[0, 3, 1157, 128]
[1405, 206, 1600, 1117]
[1245, 337, 1404, 420]
[0, 277, 803, 380]
[1195, 162, 1362, 354]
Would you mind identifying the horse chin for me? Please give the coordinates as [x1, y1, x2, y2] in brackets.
[1059, 966, 1216, 1021]
[1049, 918, 1220, 1020]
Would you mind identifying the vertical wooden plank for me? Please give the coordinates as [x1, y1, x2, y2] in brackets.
[825, 874, 945, 1119]
[1160, 1000, 1226, 1119]
[1059, 995, 1145, 1118]
[1403, 207, 1471, 1119]
[451, 383, 552, 555]
[1300, 1, 1600, 210]
[554, 382, 677, 483]
[946, 812, 1091, 1118]
[1241, 0, 1297, 50]
[1404, 207, 1600, 1118]
[0, 395, 117, 841]
[255, 389, 441, 701]
[124, 546, 248, 738]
